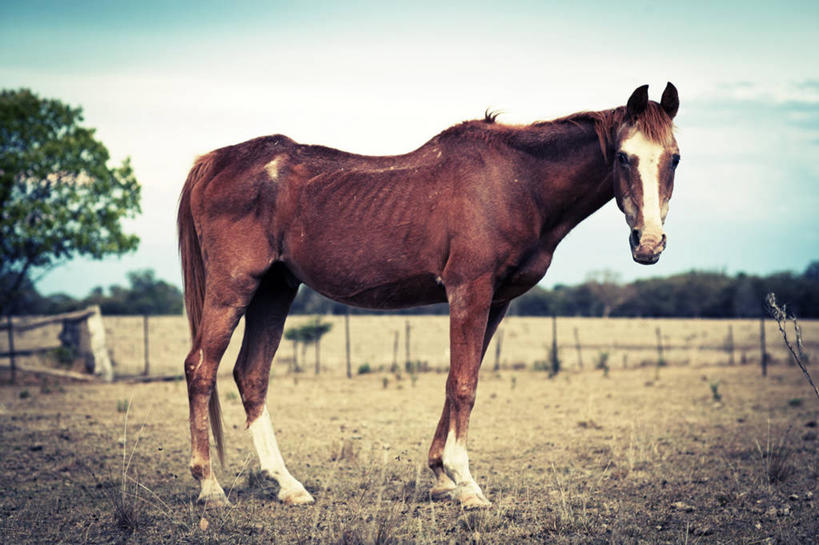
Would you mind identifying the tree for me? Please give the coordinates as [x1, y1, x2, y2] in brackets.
[804, 261, 819, 282]
[584, 269, 630, 318]
[284, 318, 333, 374]
[85, 269, 183, 315]
[0, 89, 141, 315]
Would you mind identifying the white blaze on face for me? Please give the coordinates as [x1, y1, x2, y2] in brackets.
[620, 130, 665, 235]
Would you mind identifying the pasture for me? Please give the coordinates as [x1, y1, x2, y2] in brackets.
[0, 315, 817, 544]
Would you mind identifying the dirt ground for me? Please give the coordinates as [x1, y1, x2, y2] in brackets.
[0, 362, 817, 544]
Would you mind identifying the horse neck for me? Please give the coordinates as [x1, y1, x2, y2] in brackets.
[505, 117, 616, 242]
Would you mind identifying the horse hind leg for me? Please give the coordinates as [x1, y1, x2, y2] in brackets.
[185, 296, 249, 506]
[428, 398, 457, 499]
[233, 268, 313, 505]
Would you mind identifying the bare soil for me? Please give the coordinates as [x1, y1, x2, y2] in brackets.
[0, 362, 817, 544]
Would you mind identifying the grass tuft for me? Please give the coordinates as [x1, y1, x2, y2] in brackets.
[709, 380, 722, 402]
[755, 424, 795, 485]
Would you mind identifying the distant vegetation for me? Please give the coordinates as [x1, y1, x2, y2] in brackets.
[5, 261, 818, 318]
[84, 270, 183, 315]
[288, 262, 819, 319]
[2, 269, 182, 315]
[508, 263, 819, 319]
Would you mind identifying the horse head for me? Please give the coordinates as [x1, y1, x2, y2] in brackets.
[613, 82, 680, 265]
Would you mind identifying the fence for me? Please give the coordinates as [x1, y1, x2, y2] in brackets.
[3, 313, 816, 381]
[93, 315, 819, 378]
[0, 306, 112, 382]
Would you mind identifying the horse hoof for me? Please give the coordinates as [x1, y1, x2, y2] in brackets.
[429, 484, 457, 500]
[280, 488, 315, 506]
[458, 492, 491, 509]
[197, 492, 231, 508]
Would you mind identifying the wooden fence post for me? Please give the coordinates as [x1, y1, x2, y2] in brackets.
[6, 315, 15, 384]
[143, 314, 150, 376]
[760, 317, 767, 377]
[405, 320, 411, 371]
[315, 338, 320, 375]
[550, 314, 559, 376]
[392, 330, 399, 371]
[345, 310, 351, 379]
[494, 329, 503, 371]
[655, 326, 665, 366]
[573, 327, 583, 370]
[727, 324, 735, 365]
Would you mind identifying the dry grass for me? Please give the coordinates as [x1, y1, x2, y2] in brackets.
[0, 363, 817, 544]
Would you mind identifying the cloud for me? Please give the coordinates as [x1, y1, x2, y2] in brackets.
[706, 80, 819, 106]
[797, 79, 819, 92]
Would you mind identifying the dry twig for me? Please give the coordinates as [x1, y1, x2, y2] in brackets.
[765, 293, 818, 403]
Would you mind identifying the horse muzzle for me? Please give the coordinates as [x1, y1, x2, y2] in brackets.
[630, 228, 667, 265]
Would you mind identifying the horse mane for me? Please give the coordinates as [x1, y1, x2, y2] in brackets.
[544, 102, 675, 160]
[436, 102, 674, 162]
[483, 108, 502, 124]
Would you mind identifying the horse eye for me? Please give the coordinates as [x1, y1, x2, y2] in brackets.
[671, 154, 681, 168]
[617, 152, 629, 165]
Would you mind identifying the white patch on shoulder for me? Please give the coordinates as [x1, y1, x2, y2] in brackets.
[264, 157, 281, 181]
[620, 130, 664, 230]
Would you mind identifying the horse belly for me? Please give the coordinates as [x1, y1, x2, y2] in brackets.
[283, 234, 447, 310]
[312, 273, 447, 310]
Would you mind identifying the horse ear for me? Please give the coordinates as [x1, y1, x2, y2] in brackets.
[626, 84, 649, 118]
[660, 82, 679, 119]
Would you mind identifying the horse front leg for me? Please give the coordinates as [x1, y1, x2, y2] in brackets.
[429, 278, 494, 508]
[428, 299, 509, 501]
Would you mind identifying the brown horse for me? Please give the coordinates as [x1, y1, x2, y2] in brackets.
[178, 83, 680, 508]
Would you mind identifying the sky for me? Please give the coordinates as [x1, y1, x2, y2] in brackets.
[1, 0, 818, 298]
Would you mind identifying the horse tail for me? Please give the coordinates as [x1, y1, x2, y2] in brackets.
[178, 155, 226, 467]
[178, 159, 206, 341]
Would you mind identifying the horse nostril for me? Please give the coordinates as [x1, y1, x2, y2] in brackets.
[630, 229, 641, 247]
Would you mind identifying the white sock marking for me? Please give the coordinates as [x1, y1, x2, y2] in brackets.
[249, 405, 304, 493]
[442, 430, 484, 497]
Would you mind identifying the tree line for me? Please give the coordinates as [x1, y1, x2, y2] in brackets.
[287, 262, 819, 319]
[1, 269, 183, 316]
[4, 264, 817, 319]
